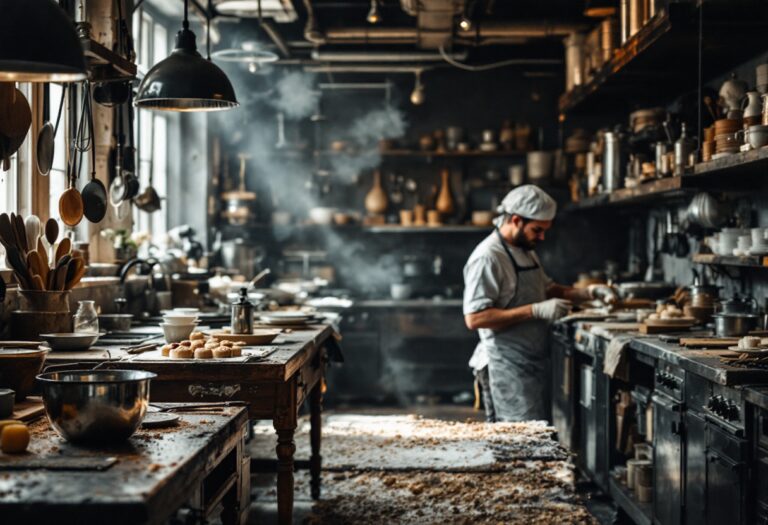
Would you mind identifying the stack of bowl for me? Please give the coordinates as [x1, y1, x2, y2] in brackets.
[713, 118, 741, 157]
[757, 63, 768, 94]
[161, 309, 199, 343]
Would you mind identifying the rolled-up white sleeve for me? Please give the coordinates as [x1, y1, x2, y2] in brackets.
[463, 255, 506, 315]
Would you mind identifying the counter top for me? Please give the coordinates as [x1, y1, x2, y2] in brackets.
[0, 406, 249, 523]
[572, 319, 768, 386]
[744, 386, 768, 411]
[44, 324, 338, 382]
[353, 298, 462, 308]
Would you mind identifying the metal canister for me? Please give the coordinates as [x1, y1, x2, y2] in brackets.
[674, 123, 696, 175]
[230, 287, 254, 335]
[603, 132, 624, 192]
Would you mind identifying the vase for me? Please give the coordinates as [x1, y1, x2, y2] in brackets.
[435, 169, 455, 216]
[364, 170, 388, 214]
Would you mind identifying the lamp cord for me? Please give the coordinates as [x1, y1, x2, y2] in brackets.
[183, 0, 189, 29]
[207, 0, 212, 59]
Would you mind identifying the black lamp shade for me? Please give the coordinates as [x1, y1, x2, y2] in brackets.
[0, 0, 87, 82]
[135, 27, 238, 112]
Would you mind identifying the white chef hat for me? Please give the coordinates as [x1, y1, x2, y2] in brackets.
[495, 185, 557, 225]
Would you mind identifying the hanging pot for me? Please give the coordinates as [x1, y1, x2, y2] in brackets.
[93, 80, 130, 107]
[81, 86, 107, 223]
[134, 110, 161, 214]
[37, 84, 67, 176]
[0, 83, 32, 170]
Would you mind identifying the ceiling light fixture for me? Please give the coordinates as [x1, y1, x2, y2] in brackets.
[410, 70, 425, 106]
[135, 0, 238, 111]
[583, 0, 617, 18]
[366, 0, 381, 24]
[0, 0, 87, 82]
[212, 41, 278, 74]
[458, 0, 474, 32]
[458, 14, 472, 32]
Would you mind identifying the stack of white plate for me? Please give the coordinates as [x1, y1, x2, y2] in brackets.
[750, 227, 768, 255]
[259, 311, 317, 326]
[160, 309, 200, 343]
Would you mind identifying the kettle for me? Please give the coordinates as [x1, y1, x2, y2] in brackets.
[231, 287, 254, 335]
[719, 73, 749, 118]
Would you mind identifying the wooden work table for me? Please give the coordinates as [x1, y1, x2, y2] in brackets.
[43, 323, 340, 524]
[0, 405, 250, 525]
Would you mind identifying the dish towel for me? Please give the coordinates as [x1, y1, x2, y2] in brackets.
[604, 334, 632, 382]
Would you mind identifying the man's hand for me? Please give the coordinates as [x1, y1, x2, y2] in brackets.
[531, 298, 572, 321]
[588, 284, 619, 305]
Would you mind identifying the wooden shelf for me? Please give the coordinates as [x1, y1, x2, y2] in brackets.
[315, 149, 527, 159]
[693, 253, 768, 268]
[364, 225, 492, 233]
[559, 2, 768, 115]
[608, 478, 652, 525]
[81, 38, 136, 82]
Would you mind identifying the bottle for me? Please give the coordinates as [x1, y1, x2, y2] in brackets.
[73, 301, 99, 334]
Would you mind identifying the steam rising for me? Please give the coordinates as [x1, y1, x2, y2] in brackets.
[270, 71, 320, 120]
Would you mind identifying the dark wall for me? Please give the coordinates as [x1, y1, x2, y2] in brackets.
[202, 62, 627, 295]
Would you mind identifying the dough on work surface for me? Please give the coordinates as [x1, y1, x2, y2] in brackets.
[190, 331, 205, 341]
[190, 340, 205, 350]
[170, 347, 194, 359]
[230, 346, 242, 357]
[161, 344, 173, 356]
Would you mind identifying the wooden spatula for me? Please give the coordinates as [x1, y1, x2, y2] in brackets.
[55, 237, 71, 262]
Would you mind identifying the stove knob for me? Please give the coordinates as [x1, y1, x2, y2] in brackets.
[707, 397, 717, 411]
[727, 403, 740, 421]
[656, 372, 664, 384]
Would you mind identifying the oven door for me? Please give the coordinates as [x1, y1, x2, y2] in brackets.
[652, 392, 683, 525]
[706, 424, 748, 525]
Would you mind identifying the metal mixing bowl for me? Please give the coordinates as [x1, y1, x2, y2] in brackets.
[36, 370, 156, 444]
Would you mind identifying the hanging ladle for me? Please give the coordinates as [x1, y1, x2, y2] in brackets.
[81, 85, 107, 223]
[133, 107, 161, 213]
[59, 85, 86, 228]
[37, 84, 67, 176]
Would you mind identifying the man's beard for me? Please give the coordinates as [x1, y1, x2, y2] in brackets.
[511, 229, 537, 250]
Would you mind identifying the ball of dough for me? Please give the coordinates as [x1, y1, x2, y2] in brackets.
[190, 331, 205, 341]
[212, 347, 232, 358]
[230, 346, 242, 357]
[204, 341, 219, 350]
[161, 344, 173, 357]
[170, 346, 194, 359]
[219, 340, 234, 347]
[194, 347, 214, 359]
[190, 340, 205, 350]
[232, 341, 246, 347]
[179, 340, 192, 347]
[1, 423, 30, 453]
[656, 304, 666, 314]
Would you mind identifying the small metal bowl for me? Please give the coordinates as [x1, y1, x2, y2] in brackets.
[39, 332, 101, 351]
[36, 370, 156, 444]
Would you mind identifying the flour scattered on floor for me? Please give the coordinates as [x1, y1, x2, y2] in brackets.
[250, 414, 595, 524]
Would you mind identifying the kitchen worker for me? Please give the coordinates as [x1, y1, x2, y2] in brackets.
[463, 185, 616, 422]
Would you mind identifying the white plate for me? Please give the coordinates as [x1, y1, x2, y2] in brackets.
[726, 346, 768, 354]
[259, 317, 314, 326]
[260, 311, 313, 320]
[39, 332, 101, 351]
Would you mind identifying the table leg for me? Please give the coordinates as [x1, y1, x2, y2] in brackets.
[309, 382, 323, 500]
[275, 424, 296, 525]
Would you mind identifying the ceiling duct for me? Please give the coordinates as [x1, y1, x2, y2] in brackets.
[303, 0, 585, 49]
[310, 50, 467, 62]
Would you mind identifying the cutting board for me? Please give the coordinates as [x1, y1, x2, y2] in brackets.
[680, 338, 739, 349]
[12, 396, 45, 422]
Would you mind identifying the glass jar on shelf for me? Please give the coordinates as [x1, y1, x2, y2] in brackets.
[73, 300, 99, 334]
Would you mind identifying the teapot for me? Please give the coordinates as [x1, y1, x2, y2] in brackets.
[719, 73, 749, 118]
[743, 91, 762, 119]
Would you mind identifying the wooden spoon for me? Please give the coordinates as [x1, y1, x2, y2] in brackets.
[26, 250, 44, 281]
[54, 263, 69, 291]
[23, 215, 40, 253]
[65, 263, 87, 291]
[59, 185, 84, 227]
[55, 237, 71, 262]
[31, 273, 45, 291]
[44, 218, 59, 247]
[37, 237, 49, 269]
[13, 213, 27, 253]
[0, 213, 15, 248]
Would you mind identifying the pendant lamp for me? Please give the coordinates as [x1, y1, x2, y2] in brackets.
[0, 0, 87, 82]
[135, 0, 238, 111]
